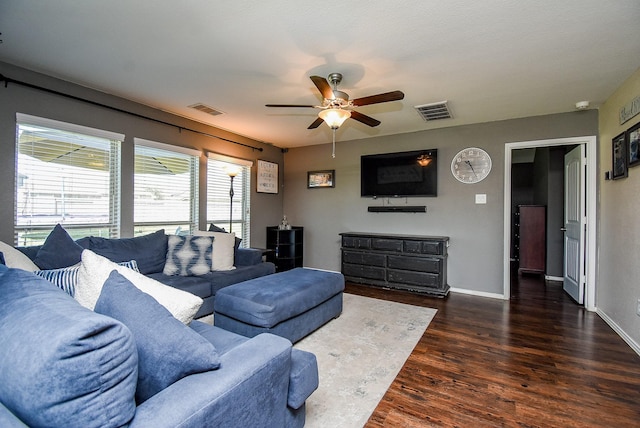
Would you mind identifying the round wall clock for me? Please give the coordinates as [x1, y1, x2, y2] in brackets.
[451, 147, 492, 183]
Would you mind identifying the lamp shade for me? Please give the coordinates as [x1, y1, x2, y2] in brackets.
[224, 165, 241, 177]
[318, 108, 351, 129]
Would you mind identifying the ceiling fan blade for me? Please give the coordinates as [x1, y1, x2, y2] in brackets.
[352, 90, 405, 107]
[350, 110, 381, 127]
[307, 117, 325, 129]
[310, 75, 333, 100]
[265, 104, 316, 108]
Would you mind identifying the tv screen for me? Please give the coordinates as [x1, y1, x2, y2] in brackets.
[361, 149, 438, 197]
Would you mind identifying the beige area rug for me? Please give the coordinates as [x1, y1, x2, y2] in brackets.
[197, 293, 436, 428]
[295, 293, 437, 428]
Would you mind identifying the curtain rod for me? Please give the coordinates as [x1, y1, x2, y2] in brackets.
[0, 73, 263, 152]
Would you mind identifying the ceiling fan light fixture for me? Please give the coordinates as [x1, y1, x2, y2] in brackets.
[318, 108, 351, 129]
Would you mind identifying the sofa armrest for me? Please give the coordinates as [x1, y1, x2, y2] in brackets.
[129, 333, 292, 428]
[235, 248, 263, 266]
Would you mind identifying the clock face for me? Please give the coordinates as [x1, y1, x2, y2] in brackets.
[451, 147, 492, 184]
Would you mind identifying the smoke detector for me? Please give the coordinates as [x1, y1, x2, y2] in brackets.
[575, 101, 590, 110]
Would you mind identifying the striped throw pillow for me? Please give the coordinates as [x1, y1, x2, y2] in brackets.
[35, 260, 139, 297]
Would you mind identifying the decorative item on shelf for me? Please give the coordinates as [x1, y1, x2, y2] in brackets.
[278, 215, 292, 230]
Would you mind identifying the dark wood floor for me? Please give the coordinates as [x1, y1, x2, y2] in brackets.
[344, 275, 640, 427]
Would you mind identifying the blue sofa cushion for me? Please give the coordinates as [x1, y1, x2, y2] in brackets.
[164, 235, 213, 276]
[0, 267, 138, 428]
[79, 229, 167, 274]
[32, 224, 84, 269]
[95, 270, 221, 404]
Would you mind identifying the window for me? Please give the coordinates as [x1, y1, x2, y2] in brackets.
[207, 153, 252, 246]
[134, 139, 200, 236]
[15, 114, 122, 245]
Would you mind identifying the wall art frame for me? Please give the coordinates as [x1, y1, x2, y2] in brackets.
[612, 132, 628, 180]
[626, 121, 640, 168]
[307, 169, 335, 188]
[257, 159, 279, 194]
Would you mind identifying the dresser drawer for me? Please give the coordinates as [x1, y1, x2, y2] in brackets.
[387, 255, 442, 273]
[403, 239, 445, 255]
[342, 250, 386, 267]
[371, 238, 403, 252]
[387, 269, 441, 288]
[342, 263, 386, 281]
[342, 236, 371, 249]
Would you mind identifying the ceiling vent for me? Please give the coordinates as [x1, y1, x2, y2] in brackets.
[414, 101, 452, 122]
[188, 103, 224, 116]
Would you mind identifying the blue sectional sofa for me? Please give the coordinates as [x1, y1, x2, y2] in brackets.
[0, 264, 318, 427]
[17, 228, 276, 318]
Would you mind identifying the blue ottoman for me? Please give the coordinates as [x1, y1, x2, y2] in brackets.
[213, 268, 344, 343]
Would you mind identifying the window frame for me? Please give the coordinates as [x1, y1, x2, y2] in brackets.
[206, 153, 252, 247]
[133, 138, 201, 236]
[15, 113, 123, 245]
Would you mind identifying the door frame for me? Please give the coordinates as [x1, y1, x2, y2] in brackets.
[503, 136, 597, 311]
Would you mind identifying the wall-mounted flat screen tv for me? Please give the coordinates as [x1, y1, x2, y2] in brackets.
[361, 149, 438, 197]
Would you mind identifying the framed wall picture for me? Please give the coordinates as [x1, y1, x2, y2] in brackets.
[307, 170, 335, 188]
[257, 160, 279, 193]
[612, 132, 628, 180]
[626, 121, 640, 168]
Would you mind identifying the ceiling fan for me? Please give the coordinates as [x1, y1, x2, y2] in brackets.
[265, 72, 405, 130]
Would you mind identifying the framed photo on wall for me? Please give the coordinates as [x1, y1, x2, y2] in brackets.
[257, 160, 279, 193]
[626, 121, 640, 168]
[307, 170, 335, 188]
[612, 132, 628, 180]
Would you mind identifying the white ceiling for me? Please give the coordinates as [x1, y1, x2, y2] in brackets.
[1, 1, 639, 149]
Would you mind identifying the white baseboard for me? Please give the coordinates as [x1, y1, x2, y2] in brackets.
[596, 309, 640, 357]
[545, 275, 563, 282]
[449, 287, 506, 300]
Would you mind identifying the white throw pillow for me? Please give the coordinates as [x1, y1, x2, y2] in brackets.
[0, 241, 40, 271]
[76, 250, 203, 325]
[194, 231, 236, 271]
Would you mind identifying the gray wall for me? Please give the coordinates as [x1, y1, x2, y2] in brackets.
[283, 111, 598, 296]
[0, 62, 284, 246]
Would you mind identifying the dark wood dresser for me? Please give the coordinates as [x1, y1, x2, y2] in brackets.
[340, 232, 449, 297]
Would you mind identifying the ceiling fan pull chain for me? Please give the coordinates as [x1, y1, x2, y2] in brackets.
[332, 129, 336, 158]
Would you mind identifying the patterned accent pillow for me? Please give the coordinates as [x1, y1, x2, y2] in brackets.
[163, 235, 213, 276]
[35, 260, 139, 297]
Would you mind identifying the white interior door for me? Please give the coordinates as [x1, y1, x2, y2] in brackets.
[563, 145, 586, 304]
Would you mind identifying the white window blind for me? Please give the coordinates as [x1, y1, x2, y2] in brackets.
[134, 138, 200, 236]
[15, 114, 122, 245]
[207, 153, 252, 246]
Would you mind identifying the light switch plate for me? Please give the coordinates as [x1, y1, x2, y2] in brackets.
[475, 194, 487, 204]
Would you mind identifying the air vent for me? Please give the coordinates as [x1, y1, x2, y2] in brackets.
[188, 103, 224, 116]
[414, 101, 452, 122]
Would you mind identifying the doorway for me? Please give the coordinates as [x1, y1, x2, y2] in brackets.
[502, 136, 597, 311]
